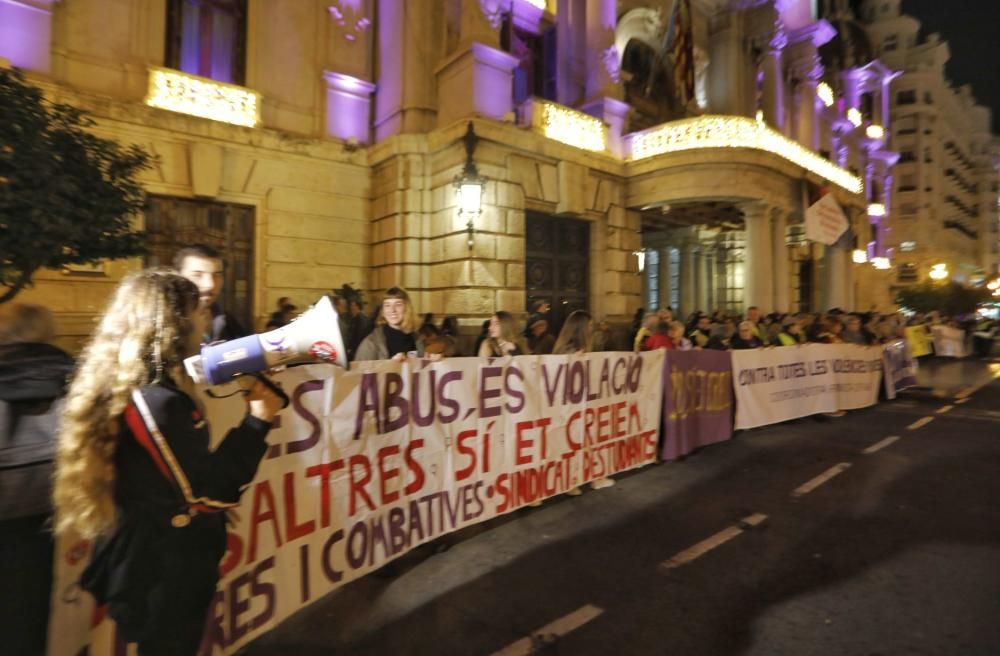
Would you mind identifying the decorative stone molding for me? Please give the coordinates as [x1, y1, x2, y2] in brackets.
[327, 3, 371, 42]
[323, 70, 376, 144]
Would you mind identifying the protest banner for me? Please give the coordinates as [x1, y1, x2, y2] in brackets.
[930, 325, 967, 358]
[904, 325, 933, 358]
[50, 351, 664, 656]
[661, 349, 734, 460]
[732, 344, 883, 430]
[882, 339, 919, 399]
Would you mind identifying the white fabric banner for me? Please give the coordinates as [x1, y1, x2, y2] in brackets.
[50, 351, 664, 655]
[732, 344, 883, 430]
[930, 325, 966, 358]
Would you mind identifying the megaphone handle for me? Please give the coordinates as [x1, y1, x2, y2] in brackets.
[251, 372, 290, 409]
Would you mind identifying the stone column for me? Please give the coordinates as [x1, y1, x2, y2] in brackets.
[796, 59, 822, 150]
[695, 247, 710, 313]
[323, 71, 377, 144]
[742, 202, 775, 312]
[771, 208, 790, 313]
[657, 247, 670, 310]
[584, 0, 619, 100]
[680, 243, 697, 317]
[822, 244, 850, 311]
[760, 29, 787, 131]
[705, 250, 716, 312]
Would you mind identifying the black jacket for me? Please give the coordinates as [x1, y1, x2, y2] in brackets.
[210, 304, 248, 342]
[83, 377, 270, 644]
[0, 343, 74, 519]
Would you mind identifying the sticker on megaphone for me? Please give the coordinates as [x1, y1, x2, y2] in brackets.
[184, 295, 348, 385]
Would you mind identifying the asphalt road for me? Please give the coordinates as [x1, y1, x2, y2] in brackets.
[246, 358, 1000, 656]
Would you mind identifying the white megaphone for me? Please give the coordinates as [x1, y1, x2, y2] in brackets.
[184, 296, 348, 389]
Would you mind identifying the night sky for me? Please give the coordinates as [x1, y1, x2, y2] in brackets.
[883, 0, 1000, 133]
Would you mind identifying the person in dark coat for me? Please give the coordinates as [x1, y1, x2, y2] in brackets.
[174, 243, 247, 342]
[731, 320, 764, 349]
[54, 270, 283, 656]
[0, 303, 75, 656]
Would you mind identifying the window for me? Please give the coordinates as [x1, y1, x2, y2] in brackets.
[896, 116, 916, 135]
[501, 17, 557, 105]
[716, 238, 743, 314]
[898, 150, 915, 163]
[896, 90, 916, 105]
[898, 263, 918, 283]
[645, 249, 659, 310]
[669, 247, 681, 312]
[166, 0, 248, 85]
[923, 91, 932, 104]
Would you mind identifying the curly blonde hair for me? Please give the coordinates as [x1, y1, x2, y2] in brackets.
[54, 269, 201, 538]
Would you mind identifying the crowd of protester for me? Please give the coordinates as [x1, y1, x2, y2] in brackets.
[627, 305, 999, 356]
[2, 240, 998, 655]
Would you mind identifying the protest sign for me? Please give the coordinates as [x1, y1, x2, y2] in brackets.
[50, 351, 664, 655]
[882, 339, 918, 399]
[904, 325, 933, 358]
[804, 193, 849, 245]
[732, 344, 883, 430]
[930, 325, 966, 358]
[661, 349, 734, 460]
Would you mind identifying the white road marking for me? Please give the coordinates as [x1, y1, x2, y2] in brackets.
[491, 605, 604, 656]
[659, 513, 768, 571]
[791, 463, 852, 497]
[955, 368, 1000, 400]
[908, 416, 935, 430]
[862, 436, 900, 454]
[937, 405, 954, 414]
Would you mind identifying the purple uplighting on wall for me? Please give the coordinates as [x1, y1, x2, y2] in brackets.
[324, 71, 376, 144]
[0, 0, 56, 73]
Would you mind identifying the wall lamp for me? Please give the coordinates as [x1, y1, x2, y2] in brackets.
[454, 122, 486, 250]
[633, 250, 646, 273]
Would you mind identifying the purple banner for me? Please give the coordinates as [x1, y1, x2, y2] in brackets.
[882, 339, 918, 399]
[661, 349, 734, 461]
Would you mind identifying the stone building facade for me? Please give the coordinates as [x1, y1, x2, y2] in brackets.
[2, 0, 901, 352]
[860, 0, 1000, 288]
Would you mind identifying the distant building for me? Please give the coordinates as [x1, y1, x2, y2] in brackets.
[860, 0, 1000, 287]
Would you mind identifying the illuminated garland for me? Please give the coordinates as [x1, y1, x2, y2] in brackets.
[628, 115, 863, 194]
[145, 67, 260, 128]
[535, 100, 607, 152]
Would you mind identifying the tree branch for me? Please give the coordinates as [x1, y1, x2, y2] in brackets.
[0, 268, 34, 305]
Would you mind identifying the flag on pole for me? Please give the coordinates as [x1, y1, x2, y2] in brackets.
[671, 0, 694, 106]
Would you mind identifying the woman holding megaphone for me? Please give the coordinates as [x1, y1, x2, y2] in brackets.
[54, 269, 284, 656]
[355, 286, 425, 361]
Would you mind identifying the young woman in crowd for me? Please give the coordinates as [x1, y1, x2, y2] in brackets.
[553, 310, 614, 491]
[54, 269, 283, 656]
[667, 321, 693, 350]
[478, 311, 527, 357]
[642, 320, 672, 350]
[355, 287, 424, 361]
